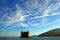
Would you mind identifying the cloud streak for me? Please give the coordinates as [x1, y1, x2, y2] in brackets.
[0, 0, 60, 31]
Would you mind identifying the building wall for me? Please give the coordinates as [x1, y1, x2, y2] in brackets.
[21, 31, 30, 38]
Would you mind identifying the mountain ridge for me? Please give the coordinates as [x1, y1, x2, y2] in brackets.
[38, 28, 60, 37]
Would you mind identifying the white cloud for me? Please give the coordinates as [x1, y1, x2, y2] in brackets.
[15, 4, 25, 22]
[41, 19, 60, 27]
[20, 23, 28, 27]
[51, 12, 59, 16]
[0, 4, 28, 28]
[34, 12, 59, 19]
[0, 5, 19, 26]
[0, 0, 60, 30]
[33, 1, 60, 19]
[23, 0, 60, 21]
[43, 2, 60, 16]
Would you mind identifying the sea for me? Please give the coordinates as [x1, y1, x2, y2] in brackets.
[0, 37, 60, 40]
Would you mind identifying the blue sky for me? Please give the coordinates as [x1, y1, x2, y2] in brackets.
[0, 0, 60, 37]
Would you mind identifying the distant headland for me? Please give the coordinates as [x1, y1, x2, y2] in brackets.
[20, 28, 60, 38]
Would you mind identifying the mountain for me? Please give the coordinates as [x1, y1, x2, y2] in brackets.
[38, 28, 60, 37]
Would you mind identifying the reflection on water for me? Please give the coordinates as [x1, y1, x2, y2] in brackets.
[0, 37, 60, 40]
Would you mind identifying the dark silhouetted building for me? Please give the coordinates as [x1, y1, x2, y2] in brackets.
[21, 31, 30, 38]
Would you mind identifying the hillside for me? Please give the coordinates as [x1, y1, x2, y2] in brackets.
[38, 28, 60, 37]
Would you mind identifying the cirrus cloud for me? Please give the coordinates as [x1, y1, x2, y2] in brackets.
[0, 0, 60, 31]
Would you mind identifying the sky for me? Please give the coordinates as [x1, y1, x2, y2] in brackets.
[0, 0, 60, 37]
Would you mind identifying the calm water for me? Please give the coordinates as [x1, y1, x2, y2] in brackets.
[0, 37, 60, 40]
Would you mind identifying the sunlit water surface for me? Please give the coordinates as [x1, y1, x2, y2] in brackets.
[0, 37, 60, 40]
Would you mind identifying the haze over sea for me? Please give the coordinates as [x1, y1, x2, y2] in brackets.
[0, 37, 60, 40]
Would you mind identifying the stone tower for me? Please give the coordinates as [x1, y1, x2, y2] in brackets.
[21, 31, 30, 38]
